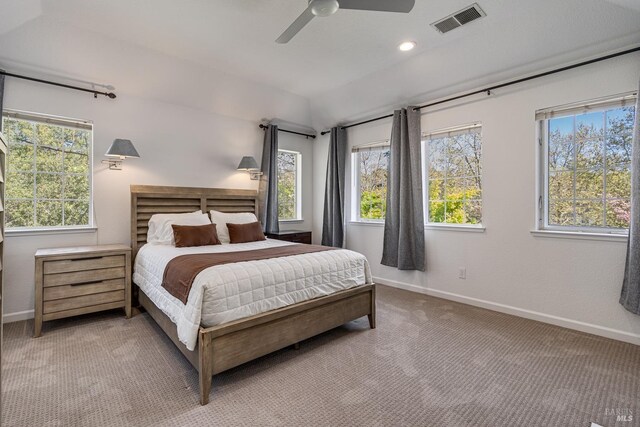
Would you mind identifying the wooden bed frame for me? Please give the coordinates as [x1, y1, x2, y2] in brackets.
[131, 185, 376, 405]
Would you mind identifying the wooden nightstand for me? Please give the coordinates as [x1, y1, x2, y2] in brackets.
[265, 230, 312, 244]
[34, 244, 132, 337]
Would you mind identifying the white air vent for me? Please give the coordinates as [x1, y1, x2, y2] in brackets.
[431, 3, 486, 34]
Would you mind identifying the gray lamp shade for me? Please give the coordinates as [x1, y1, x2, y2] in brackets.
[105, 139, 140, 158]
[237, 156, 259, 170]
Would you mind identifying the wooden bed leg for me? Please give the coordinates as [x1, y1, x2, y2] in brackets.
[368, 285, 376, 329]
[198, 331, 213, 405]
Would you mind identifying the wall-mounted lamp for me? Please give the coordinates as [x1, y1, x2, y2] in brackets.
[237, 156, 263, 180]
[102, 139, 140, 170]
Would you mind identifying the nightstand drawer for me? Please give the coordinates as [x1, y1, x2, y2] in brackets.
[43, 290, 124, 315]
[288, 233, 311, 244]
[289, 235, 310, 243]
[43, 266, 125, 287]
[43, 278, 125, 301]
[43, 255, 125, 274]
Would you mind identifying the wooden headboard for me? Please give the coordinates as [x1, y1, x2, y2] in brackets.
[130, 185, 258, 257]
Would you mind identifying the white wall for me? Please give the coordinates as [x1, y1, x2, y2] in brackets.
[313, 53, 640, 344]
[0, 5, 321, 321]
[0, 14, 313, 128]
[2, 77, 315, 322]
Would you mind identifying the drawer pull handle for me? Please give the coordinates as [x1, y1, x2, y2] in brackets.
[71, 256, 103, 261]
[71, 280, 104, 286]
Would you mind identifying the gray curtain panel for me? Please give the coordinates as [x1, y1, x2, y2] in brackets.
[258, 124, 280, 234]
[620, 81, 640, 315]
[381, 107, 425, 271]
[0, 72, 4, 132]
[321, 127, 347, 247]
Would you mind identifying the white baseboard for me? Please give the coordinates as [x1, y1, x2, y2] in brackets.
[373, 276, 640, 346]
[3, 309, 34, 323]
[5, 280, 638, 345]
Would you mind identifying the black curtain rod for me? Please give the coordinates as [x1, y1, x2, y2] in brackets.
[259, 123, 316, 139]
[320, 46, 640, 135]
[0, 70, 117, 99]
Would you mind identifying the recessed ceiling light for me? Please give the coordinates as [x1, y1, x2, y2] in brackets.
[398, 41, 416, 51]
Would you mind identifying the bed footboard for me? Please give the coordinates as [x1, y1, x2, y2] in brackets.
[139, 284, 376, 405]
[199, 284, 375, 404]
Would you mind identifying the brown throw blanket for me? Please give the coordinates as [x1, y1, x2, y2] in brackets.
[162, 244, 336, 304]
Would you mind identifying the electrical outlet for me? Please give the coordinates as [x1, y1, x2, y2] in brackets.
[458, 268, 466, 279]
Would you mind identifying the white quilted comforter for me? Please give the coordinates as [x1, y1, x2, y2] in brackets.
[133, 239, 372, 351]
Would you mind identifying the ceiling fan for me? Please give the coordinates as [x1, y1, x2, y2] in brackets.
[276, 0, 416, 43]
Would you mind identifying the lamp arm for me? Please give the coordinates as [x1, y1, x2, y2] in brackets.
[249, 170, 264, 180]
[101, 159, 123, 170]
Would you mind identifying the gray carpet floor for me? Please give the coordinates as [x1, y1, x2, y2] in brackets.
[2, 285, 639, 427]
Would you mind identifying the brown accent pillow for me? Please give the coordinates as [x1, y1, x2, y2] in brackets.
[227, 221, 266, 244]
[171, 224, 221, 248]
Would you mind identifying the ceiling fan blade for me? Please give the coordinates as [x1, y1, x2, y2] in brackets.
[276, 7, 315, 44]
[338, 0, 415, 13]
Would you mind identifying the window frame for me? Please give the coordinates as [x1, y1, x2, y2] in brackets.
[276, 149, 302, 222]
[2, 109, 95, 234]
[422, 122, 484, 228]
[350, 142, 390, 224]
[536, 93, 636, 235]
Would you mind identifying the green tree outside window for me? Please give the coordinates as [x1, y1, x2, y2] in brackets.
[427, 128, 482, 224]
[277, 150, 299, 220]
[2, 114, 92, 229]
[547, 106, 634, 229]
[358, 148, 389, 220]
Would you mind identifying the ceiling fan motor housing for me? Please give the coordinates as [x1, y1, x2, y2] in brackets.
[310, 0, 340, 17]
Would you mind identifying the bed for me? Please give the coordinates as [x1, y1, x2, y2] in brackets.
[130, 185, 376, 405]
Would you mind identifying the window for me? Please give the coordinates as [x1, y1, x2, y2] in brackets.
[424, 124, 482, 225]
[538, 94, 636, 232]
[1, 111, 93, 230]
[277, 149, 301, 220]
[352, 143, 390, 222]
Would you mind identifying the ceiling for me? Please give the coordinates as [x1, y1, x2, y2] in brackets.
[0, 0, 639, 127]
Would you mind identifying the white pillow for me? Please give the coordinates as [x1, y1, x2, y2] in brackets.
[210, 210, 259, 244]
[147, 211, 211, 245]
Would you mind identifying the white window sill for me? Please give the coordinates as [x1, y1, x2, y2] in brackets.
[349, 220, 385, 227]
[425, 223, 486, 233]
[530, 229, 628, 242]
[6, 227, 98, 237]
[279, 219, 304, 224]
[349, 222, 487, 233]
